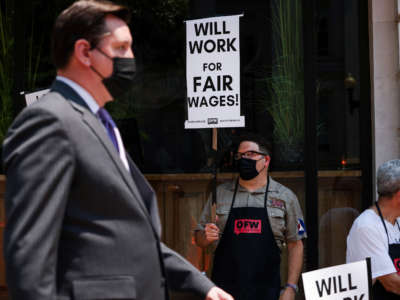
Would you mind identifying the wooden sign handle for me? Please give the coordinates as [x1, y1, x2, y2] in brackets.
[212, 128, 217, 151]
[211, 128, 217, 223]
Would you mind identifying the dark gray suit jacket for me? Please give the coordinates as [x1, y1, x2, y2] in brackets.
[2, 80, 214, 300]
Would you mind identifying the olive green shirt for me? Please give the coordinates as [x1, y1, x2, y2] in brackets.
[195, 177, 307, 251]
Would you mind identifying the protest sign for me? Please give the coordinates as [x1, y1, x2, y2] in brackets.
[185, 15, 244, 129]
[23, 88, 50, 106]
[302, 259, 371, 300]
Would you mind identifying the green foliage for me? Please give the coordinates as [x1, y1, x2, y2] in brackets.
[0, 0, 13, 146]
[26, 12, 45, 92]
[0, 1, 48, 148]
[263, 0, 304, 146]
[125, 0, 189, 29]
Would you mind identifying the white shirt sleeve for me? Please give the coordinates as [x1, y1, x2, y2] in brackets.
[346, 224, 396, 279]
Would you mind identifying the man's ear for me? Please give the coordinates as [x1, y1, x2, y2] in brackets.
[264, 155, 271, 169]
[74, 39, 92, 67]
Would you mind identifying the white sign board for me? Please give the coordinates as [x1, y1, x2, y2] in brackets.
[185, 15, 245, 129]
[302, 260, 371, 300]
[23, 89, 50, 106]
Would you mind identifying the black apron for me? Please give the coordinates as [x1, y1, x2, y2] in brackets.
[211, 178, 281, 300]
[372, 202, 400, 299]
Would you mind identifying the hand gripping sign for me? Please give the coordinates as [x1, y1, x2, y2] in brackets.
[302, 259, 372, 300]
[185, 15, 245, 129]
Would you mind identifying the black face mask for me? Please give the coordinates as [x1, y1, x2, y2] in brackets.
[238, 157, 263, 180]
[91, 48, 136, 98]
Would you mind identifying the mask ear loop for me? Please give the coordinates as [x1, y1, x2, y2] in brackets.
[95, 47, 113, 60]
[89, 48, 110, 80]
[90, 65, 105, 80]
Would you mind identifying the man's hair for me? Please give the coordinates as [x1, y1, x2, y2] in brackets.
[377, 159, 400, 197]
[51, 0, 131, 69]
[237, 133, 272, 157]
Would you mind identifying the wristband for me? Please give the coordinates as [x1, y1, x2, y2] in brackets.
[285, 283, 298, 293]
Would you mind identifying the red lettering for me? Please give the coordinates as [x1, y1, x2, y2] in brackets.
[394, 258, 400, 274]
[234, 219, 262, 235]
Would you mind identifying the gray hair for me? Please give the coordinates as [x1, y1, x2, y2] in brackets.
[377, 159, 400, 197]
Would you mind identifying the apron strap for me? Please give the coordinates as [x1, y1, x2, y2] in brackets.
[264, 177, 270, 209]
[230, 178, 240, 210]
[375, 202, 390, 244]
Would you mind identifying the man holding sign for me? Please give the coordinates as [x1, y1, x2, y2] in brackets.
[347, 159, 400, 298]
[195, 134, 306, 300]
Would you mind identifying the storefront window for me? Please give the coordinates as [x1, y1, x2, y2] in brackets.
[315, 0, 365, 272]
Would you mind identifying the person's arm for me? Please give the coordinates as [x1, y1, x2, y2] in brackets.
[377, 273, 400, 295]
[160, 243, 233, 300]
[279, 190, 306, 300]
[279, 240, 304, 300]
[2, 107, 75, 300]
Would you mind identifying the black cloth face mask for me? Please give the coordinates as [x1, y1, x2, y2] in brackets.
[91, 48, 136, 98]
[237, 157, 265, 181]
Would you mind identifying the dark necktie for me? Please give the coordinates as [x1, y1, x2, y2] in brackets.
[97, 107, 119, 153]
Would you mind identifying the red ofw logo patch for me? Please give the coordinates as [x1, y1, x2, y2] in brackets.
[234, 219, 262, 235]
[394, 258, 400, 275]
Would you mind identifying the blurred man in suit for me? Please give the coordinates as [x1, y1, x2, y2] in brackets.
[2, 1, 232, 299]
